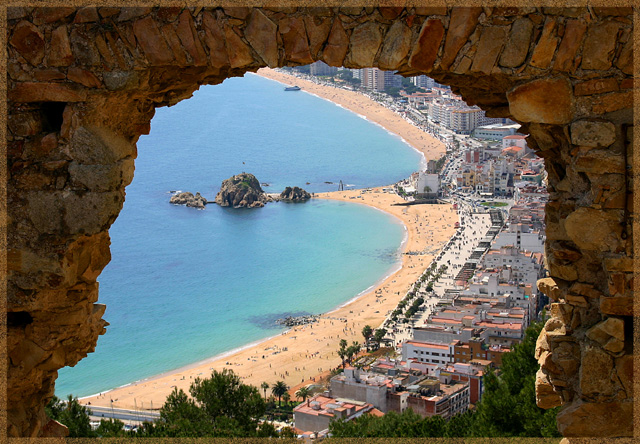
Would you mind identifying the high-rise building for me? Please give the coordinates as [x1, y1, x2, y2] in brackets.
[309, 61, 338, 76]
[361, 68, 402, 91]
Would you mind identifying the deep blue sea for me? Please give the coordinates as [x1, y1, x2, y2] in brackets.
[56, 73, 423, 397]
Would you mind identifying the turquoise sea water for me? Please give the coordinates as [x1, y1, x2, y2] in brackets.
[56, 73, 423, 397]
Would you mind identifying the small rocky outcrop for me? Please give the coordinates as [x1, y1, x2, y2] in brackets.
[215, 173, 269, 208]
[170, 192, 208, 209]
[280, 186, 311, 202]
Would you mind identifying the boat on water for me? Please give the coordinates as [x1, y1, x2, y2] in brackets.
[284, 85, 301, 91]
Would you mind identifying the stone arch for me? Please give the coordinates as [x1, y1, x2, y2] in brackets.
[6, 6, 634, 437]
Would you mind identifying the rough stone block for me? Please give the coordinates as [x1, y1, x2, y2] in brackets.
[74, 7, 99, 23]
[98, 7, 121, 19]
[201, 11, 229, 68]
[507, 77, 574, 124]
[378, 20, 412, 70]
[530, 17, 559, 69]
[574, 149, 625, 175]
[70, 27, 102, 66]
[574, 78, 618, 96]
[48, 25, 73, 67]
[604, 257, 633, 272]
[535, 369, 563, 409]
[570, 120, 616, 147]
[68, 158, 135, 192]
[580, 21, 620, 70]
[407, 18, 445, 72]
[223, 24, 254, 69]
[569, 282, 601, 298]
[414, 7, 448, 16]
[117, 7, 153, 22]
[587, 317, 624, 346]
[615, 40, 633, 75]
[159, 24, 189, 66]
[132, 16, 174, 65]
[304, 16, 332, 59]
[537, 277, 564, 301]
[244, 9, 278, 68]
[67, 67, 101, 88]
[600, 296, 633, 316]
[564, 207, 624, 252]
[440, 7, 483, 69]
[322, 19, 349, 66]
[9, 82, 87, 103]
[156, 7, 182, 23]
[553, 19, 587, 72]
[469, 26, 507, 74]
[614, 354, 633, 396]
[102, 71, 139, 91]
[345, 22, 382, 68]
[69, 125, 135, 165]
[63, 191, 123, 235]
[33, 69, 65, 82]
[280, 17, 313, 64]
[175, 10, 208, 66]
[580, 344, 615, 397]
[603, 338, 624, 354]
[32, 7, 75, 25]
[590, 91, 633, 114]
[499, 17, 534, 68]
[10, 20, 45, 67]
[26, 192, 63, 233]
[379, 7, 404, 20]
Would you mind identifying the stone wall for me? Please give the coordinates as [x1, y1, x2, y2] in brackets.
[6, 6, 634, 437]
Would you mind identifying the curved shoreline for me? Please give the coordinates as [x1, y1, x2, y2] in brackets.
[80, 200, 410, 402]
[79, 73, 455, 411]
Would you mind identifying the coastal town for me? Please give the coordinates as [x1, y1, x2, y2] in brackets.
[265, 64, 550, 439]
[77, 66, 550, 438]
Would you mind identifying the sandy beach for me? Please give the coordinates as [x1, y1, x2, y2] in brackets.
[81, 70, 456, 412]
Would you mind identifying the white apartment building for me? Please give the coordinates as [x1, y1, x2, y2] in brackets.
[402, 340, 456, 367]
[415, 172, 440, 196]
[329, 367, 391, 412]
[473, 123, 520, 139]
[492, 224, 545, 253]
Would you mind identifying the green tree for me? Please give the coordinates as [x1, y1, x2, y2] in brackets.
[157, 387, 214, 437]
[271, 381, 288, 407]
[385, 86, 401, 97]
[46, 395, 95, 437]
[469, 320, 560, 437]
[373, 328, 387, 348]
[261, 381, 270, 400]
[362, 325, 373, 349]
[95, 418, 127, 437]
[280, 426, 297, 438]
[295, 386, 311, 402]
[282, 391, 291, 406]
[346, 341, 361, 364]
[256, 421, 279, 437]
[338, 339, 348, 368]
[189, 369, 266, 436]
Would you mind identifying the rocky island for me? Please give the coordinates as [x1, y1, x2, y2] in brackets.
[214, 173, 271, 208]
[170, 191, 208, 209]
[280, 186, 311, 202]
